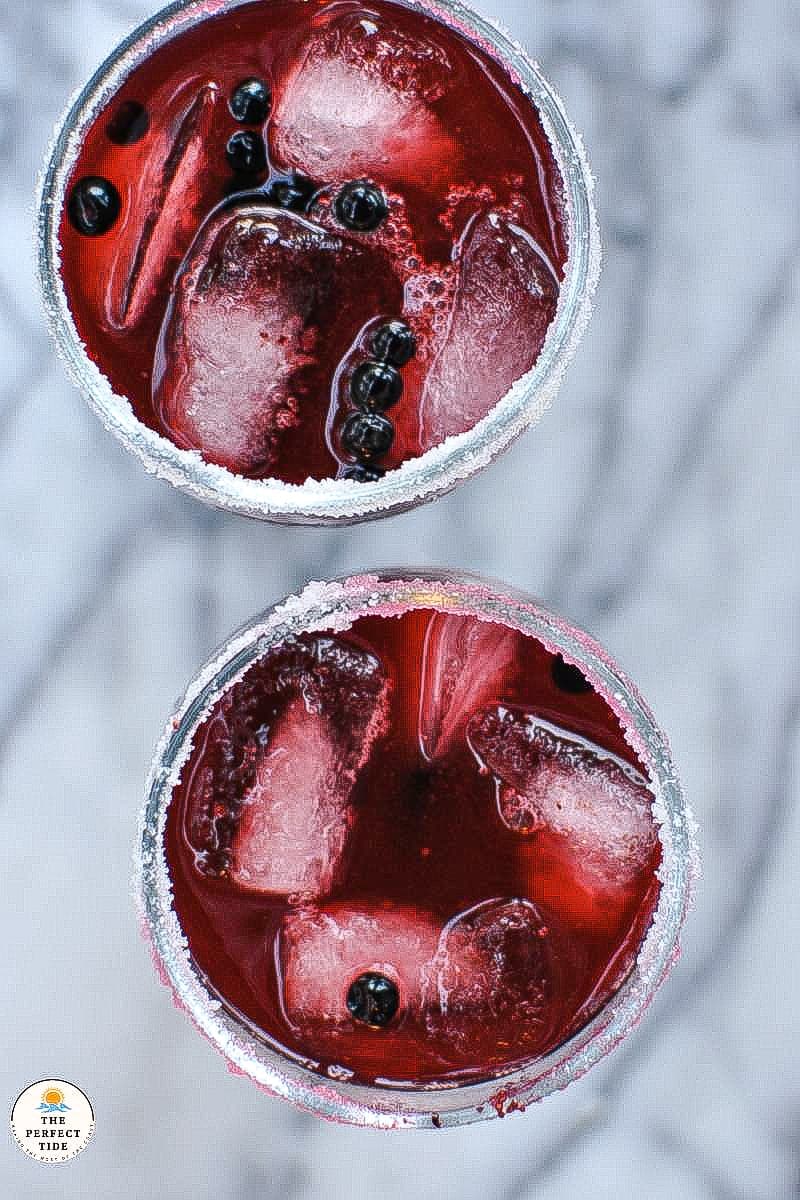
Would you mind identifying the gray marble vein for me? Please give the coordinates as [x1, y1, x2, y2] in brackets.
[1, 0, 799, 1196]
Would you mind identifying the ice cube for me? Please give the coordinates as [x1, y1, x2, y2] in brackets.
[270, 10, 458, 187]
[418, 613, 517, 761]
[280, 903, 440, 1028]
[423, 898, 562, 1060]
[467, 707, 657, 892]
[185, 635, 390, 892]
[154, 205, 400, 475]
[229, 699, 349, 896]
[419, 208, 560, 449]
[108, 83, 220, 330]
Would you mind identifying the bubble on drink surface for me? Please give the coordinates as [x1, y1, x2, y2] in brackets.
[107, 83, 219, 330]
[280, 903, 440, 1029]
[154, 205, 401, 476]
[419, 207, 560, 450]
[270, 9, 460, 187]
[467, 707, 658, 893]
[422, 898, 563, 1061]
[418, 612, 518, 761]
[184, 635, 390, 895]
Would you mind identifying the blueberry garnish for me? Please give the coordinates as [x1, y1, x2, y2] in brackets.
[342, 463, 386, 483]
[226, 130, 267, 174]
[347, 972, 399, 1027]
[67, 176, 121, 236]
[229, 78, 272, 124]
[551, 654, 592, 694]
[265, 174, 317, 213]
[341, 411, 394, 461]
[371, 320, 417, 367]
[334, 181, 388, 232]
[106, 100, 149, 146]
[350, 361, 403, 413]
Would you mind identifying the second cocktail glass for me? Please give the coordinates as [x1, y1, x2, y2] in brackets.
[137, 570, 695, 1127]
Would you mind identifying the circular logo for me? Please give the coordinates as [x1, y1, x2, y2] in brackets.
[10, 1079, 95, 1163]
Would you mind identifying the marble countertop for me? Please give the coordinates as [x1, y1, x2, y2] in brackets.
[2, 0, 798, 1195]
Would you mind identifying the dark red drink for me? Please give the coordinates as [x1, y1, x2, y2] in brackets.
[58, 0, 567, 484]
[165, 604, 661, 1087]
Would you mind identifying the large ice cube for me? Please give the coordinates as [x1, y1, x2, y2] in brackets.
[108, 83, 220, 330]
[280, 903, 440, 1028]
[418, 613, 517, 761]
[467, 707, 657, 892]
[154, 205, 399, 474]
[423, 898, 561, 1060]
[230, 699, 347, 896]
[186, 635, 390, 894]
[270, 9, 458, 187]
[419, 209, 560, 449]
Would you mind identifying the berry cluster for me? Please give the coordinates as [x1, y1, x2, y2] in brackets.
[68, 79, 395, 240]
[225, 79, 318, 211]
[340, 321, 417, 482]
[226, 78, 270, 184]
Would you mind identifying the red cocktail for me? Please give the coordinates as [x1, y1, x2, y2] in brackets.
[40, 0, 598, 521]
[138, 573, 694, 1124]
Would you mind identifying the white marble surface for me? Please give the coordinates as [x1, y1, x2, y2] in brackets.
[2, 0, 799, 1195]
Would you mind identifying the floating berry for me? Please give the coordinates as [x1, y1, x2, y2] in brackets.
[265, 174, 317, 213]
[341, 411, 394, 461]
[341, 463, 385, 483]
[551, 654, 592, 694]
[334, 181, 388, 232]
[229, 78, 272, 124]
[67, 176, 121, 236]
[226, 130, 267, 174]
[346, 972, 399, 1027]
[350, 360, 403, 413]
[371, 319, 416, 367]
[106, 100, 149, 145]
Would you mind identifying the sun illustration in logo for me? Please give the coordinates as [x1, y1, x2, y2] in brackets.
[37, 1086, 70, 1112]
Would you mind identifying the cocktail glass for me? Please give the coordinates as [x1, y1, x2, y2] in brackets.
[38, 0, 599, 523]
[136, 569, 696, 1127]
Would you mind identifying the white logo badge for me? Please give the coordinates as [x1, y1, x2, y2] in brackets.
[10, 1079, 95, 1163]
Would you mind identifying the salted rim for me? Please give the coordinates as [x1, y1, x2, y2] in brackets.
[36, 0, 600, 524]
[135, 570, 698, 1127]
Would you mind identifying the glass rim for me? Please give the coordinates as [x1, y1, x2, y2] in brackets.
[37, 0, 600, 525]
[135, 569, 697, 1128]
